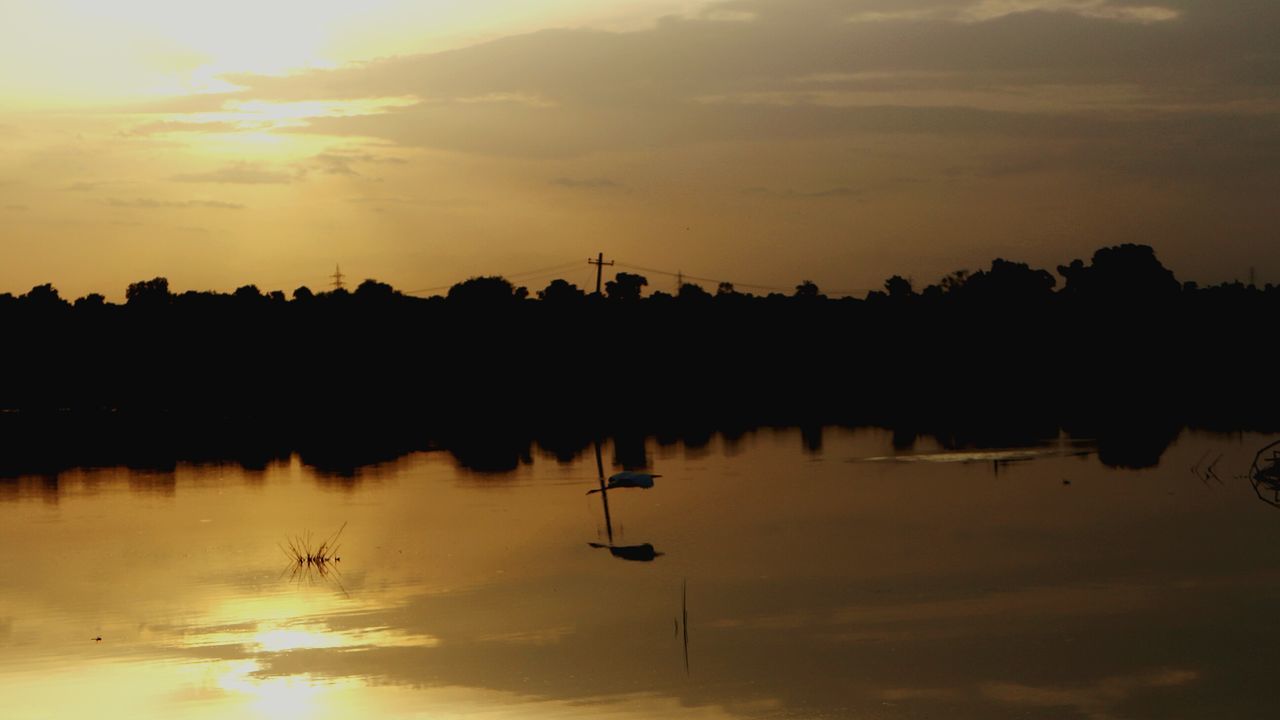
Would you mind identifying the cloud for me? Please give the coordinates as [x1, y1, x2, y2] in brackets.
[197, 0, 1276, 169]
[848, 0, 1182, 24]
[982, 669, 1199, 718]
[549, 177, 623, 189]
[742, 185, 865, 199]
[310, 150, 407, 177]
[107, 198, 246, 210]
[63, 180, 132, 193]
[171, 163, 296, 184]
[123, 120, 245, 136]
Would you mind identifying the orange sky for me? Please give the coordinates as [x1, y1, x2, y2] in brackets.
[2, 0, 1278, 299]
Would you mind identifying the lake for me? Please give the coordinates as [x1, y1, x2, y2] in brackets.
[3, 426, 1280, 719]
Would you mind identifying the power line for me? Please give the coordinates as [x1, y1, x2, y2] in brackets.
[614, 260, 872, 297]
[348, 256, 877, 299]
[402, 259, 585, 296]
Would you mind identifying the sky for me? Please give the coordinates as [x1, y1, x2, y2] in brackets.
[1, 0, 1278, 299]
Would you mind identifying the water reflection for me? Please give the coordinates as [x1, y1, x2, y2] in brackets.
[3, 427, 1280, 718]
[588, 440, 664, 561]
[589, 542, 664, 562]
[1250, 440, 1280, 508]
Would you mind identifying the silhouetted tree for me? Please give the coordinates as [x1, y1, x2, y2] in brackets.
[74, 293, 106, 309]
[963, 259, 1056, 301]
[939, 270, 969, 293]
[355, 279, 396, 301]
[537, 279, 585, 303]
[233, 285, 263, 301]
[1057, 244, 1179, 301]
[447, 276, 517, 305]
[292, 286, 315, 302]
[793, 280, 822, 299]
[126, 277, 171, 307]
[883, 275, 913, 298]
[20, 284, 68, 310]
[716, 281, 737, 296]
[605, 272, 648, 301]
[678, 283, 712, 301]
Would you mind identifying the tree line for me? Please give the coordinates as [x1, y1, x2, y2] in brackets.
[0, 243, 1274, 471]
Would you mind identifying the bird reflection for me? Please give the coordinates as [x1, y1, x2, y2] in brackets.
[588, 542, 663, 562]
[586, 471, 660, 494]
[587, 440, 665, 561]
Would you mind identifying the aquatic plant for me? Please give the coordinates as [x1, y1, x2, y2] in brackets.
[280, 522, 346, 568]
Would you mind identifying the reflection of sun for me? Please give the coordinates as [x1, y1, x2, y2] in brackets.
[216, 660, 328, 720]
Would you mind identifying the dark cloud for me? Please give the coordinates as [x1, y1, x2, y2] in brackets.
[171, 163, 297, 184]
[203, 0, 1278, 182]
[107, 198, 246, 210]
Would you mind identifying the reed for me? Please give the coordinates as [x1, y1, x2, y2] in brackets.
[279, 522, 346, 568]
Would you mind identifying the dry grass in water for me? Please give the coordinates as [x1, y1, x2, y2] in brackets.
[280, 522, 346, 568]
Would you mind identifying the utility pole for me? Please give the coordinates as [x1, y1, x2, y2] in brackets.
[330, 264, 345, 291]
[676, 270, 683, 293]
[594, 439, 612, 543]
[1249, 266, 1256, 288]
[588, 252, 614, 295]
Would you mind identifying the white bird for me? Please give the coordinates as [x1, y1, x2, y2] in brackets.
[586, 471, 661, 494]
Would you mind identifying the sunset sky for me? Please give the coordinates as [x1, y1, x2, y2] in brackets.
[2, 0, 1277, 299]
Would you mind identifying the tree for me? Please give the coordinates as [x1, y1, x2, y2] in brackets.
[292, 286, 315, 302]
[717, 282, 738, 296]
[1057, 244, 1180, 301]
[939, 270, 969, 293]
[883, 275, 913, 299]
[794, 280, 822, 299]
[74, 293, 106, 309]
[605, 272, 648, 301]
[447, 276, 517, 305]
[537, 279, 585, 303]
[963, 259, 1056, 301]
[678, 283, 712, 301]
[126, 277, 171, 306]
[21, 283, 68, 311]
[233, 284, 263, 301]
[355, 279, 396, 301]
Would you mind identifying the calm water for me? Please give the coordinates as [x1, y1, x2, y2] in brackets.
[3, 427, 1280, 719]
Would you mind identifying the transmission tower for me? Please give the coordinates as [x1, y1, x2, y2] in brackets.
[331, 264, 346, 291]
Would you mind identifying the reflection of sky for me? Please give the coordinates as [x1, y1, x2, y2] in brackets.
[3, 429, 1280, 718]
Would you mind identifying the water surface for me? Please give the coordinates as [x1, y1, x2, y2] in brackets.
[3, 428, 1280, 719]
